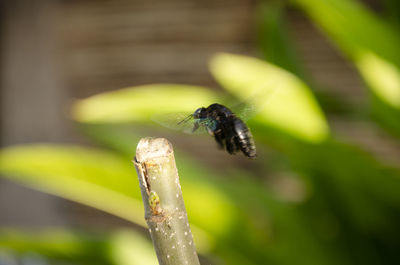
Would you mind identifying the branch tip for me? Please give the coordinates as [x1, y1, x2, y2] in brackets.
[136, 137, 173, 162]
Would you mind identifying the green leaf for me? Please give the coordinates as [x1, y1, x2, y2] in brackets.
[357, 51, 400, 108]
[210, 53, 329, 143]
[0, 144, 145, 226]
[72, 84, 224, 123]
[109, 230, 158, 265]
[292, 0, 400, 67]
[292, 0, 400, 115]
[0, 229, 158, 265]
[0, 229, 108, 264]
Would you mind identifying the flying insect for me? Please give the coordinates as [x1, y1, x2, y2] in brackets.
[156, 103, 256, 158]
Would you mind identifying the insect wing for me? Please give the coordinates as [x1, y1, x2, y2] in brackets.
[229, 101, 258, 121]
[229, 92, 275, 121]
[152, 112, 207, 134]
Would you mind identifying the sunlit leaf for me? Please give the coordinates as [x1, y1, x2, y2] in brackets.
[356, 51, 400, 108]
[0, 144, 145, 226]
[292, 0, 400, 111]
[210, 53, 329, 143]
[292, 0, 400, 66]
[0, 229, 158, 265]
[0, 229, 107, 263]
[72, 84, 224, 123]
[109, 230, 158, 265]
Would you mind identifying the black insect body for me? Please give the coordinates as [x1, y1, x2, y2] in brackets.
[186, 103, 257, 158]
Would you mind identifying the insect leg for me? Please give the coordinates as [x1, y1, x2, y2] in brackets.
[178, 114, 193, 125]
[234, 136, 241, 151]
[225, 135, 236, 154]
[192, 121, 199, 133]
[224, 125, 236, 154]
[213, 129, 225, 149]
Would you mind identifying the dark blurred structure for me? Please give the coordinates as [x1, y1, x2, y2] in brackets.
[1, 0, 399, 233]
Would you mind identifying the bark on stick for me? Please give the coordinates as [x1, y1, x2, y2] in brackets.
[134, 137, 200, 265]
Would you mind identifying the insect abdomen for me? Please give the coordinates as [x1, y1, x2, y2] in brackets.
[233, 118, 256, 158]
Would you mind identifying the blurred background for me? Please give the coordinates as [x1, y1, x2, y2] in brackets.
[1, 0, 400, 264]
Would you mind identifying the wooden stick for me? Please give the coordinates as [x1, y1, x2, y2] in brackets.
[134, 137, 200, 265]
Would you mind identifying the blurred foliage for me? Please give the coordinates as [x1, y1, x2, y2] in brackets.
[72, 84, 225, 124]
[0, 144, 145, 226]
[257, 0, 357, 118]
[257, 0, 306, 78]
[1, 0, 400, 265]
[383, 0, 400, 27]
[292, 0, 400, 137]
[0, 229, 157, 265]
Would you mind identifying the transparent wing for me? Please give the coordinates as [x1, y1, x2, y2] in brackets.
[230, 101, 258, 121]
[229, 91, 276, 121]
[152, 112, 208, 134]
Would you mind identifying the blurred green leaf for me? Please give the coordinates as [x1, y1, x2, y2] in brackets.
[292, 0, 400, 134]
[357, 51, 400, 108]
[0, 145, 145, 226]
[210, 53, 329, 143]
[0, 229, 108, 265]
[108, 230, 158, 265]
[257, 0, 358, 118]
[291, 0, 400, 68]
[0, 229, 157, 265]
[72, 84, 224, 124]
